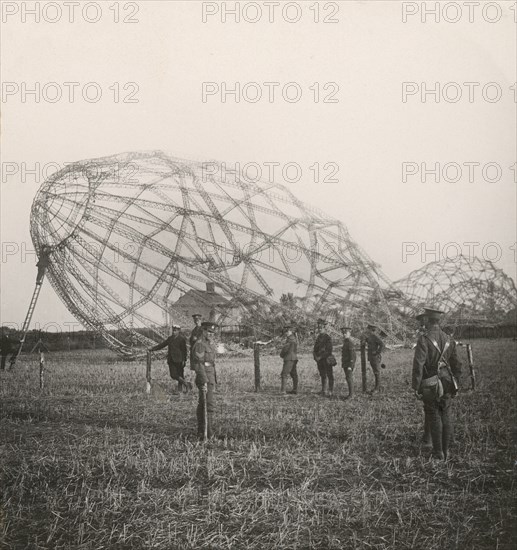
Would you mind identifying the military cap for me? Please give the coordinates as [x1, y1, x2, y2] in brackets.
[192, 313, 202, 319]
[340, 326, 352, 332]
[415, 312, 426, 322]
[172, 324, 181, 329]
[317, 318, 327, 325]
[201, 321, 217, 333]
[423, 307, 444, 320]
[366, 324, 376, 330]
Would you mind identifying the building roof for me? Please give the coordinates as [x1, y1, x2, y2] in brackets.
[174, 289, 231, 307]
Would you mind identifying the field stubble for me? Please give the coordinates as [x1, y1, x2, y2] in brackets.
[0, 340, 516, 549]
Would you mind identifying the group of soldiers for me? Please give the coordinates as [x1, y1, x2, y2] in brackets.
[151, 307, 462, 458]
[149, 314, 391, 443]
[279, 319, 386, 398]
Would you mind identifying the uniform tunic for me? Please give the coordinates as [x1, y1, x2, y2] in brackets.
[341, 338, 356, 370]
[280, 334, 298, 378]
[189, 326, 204, 369]
[313, 332, 334, 381]
[150, 333, 187, 381]
[365, 332, 384, 373]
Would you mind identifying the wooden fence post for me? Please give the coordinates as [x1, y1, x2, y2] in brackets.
[254, 343, 261, 392]
[146, 351, 152, 394]
[360, 341, 367, 393]
[466, 343, 476, 390]
[39, 350, 44, 390]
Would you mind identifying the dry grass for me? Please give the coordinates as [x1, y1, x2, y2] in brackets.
[1, 339, 515, 549]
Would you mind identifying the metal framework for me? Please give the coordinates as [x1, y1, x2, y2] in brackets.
[29, 151, 416, 351]
[394, 255, 517, 326]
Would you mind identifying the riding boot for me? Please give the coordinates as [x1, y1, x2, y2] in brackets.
[178, 380, 183, 393]
[280, 376, 287, 394]
[320, 378, 328, 396]
[372, 373, 381, 393]
[207, 414, 214, 439]
[345, 371, 353, 398]
[422, 414, 432, 448]
[197, 405, 205, 439]
[328, 377, 334, 397]
[287, 374, 298, 395]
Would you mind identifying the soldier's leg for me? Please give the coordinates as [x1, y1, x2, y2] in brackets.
[422, 406, 432, 447]
[177, 362, 186, 392]
[0, 354, 6, 371]
[440, 396, 452, 460]
[290, 361, 298, 393]
[344, 367, 353, 397]
[195, 374, 205, 437]
[317, 360, 328, 395]
[205, 366, 216, 438]
[328, 365, 334, 396]
[370, 358, 381, 392]
[281, 361, 292, 394]
[423, 389, 443, 459]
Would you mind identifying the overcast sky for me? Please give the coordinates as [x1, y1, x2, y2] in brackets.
[1, 0, 516, 329]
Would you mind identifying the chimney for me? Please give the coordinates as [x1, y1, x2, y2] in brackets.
[206, 281, 215, 293]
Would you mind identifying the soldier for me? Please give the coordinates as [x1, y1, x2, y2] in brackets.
[412, 307, 462, 460]
[364, 324, 385, 393]
[313, 318, 334, 397]
[279, 325, 298, 395]
[149, 324, 189, 392]
[415, 312, 431, 449]
[36, 245, 51, 285]
[192, 321, 218, 440]
[0, 328, 19, 371]
[189, 314, 203, 370]
[340, 326, 356, 399]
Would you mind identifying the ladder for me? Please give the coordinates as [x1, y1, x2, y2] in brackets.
[9, 280, 44, 368]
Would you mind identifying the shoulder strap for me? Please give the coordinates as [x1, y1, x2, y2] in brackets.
[424, 335, 450, 365]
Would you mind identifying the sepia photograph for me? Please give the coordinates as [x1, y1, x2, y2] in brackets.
[1, 1, 516, 548]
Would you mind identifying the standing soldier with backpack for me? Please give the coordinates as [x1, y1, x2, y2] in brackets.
[412, 308, 462, 460]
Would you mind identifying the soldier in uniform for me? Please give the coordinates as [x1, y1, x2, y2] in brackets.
[36, 245, 52, 285]
[340, 326, 356, 399]
[192, 321, 218, 440]
[415, 312, 431, 448]
[412, 308, 462, 460]
[279, 325, 298, 395]
[0, 328, 19, 371]
[364, 324, 385, 393]
[313, 319, 334, 397]
[189, 314, 204, 370]
[149, 324, 188, 392]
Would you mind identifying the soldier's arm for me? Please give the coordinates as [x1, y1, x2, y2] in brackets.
[149, 337, 169, 352]
[412, 336, 428, 391]
[448, 341, 462, 380]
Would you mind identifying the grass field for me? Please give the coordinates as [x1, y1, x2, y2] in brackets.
[1, 339, 516, 549]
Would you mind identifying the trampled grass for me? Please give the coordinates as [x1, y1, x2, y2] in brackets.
[1, 339, 515, 549]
